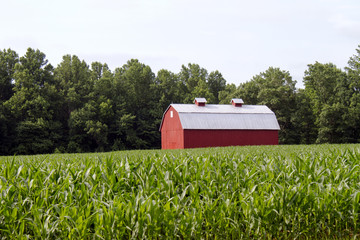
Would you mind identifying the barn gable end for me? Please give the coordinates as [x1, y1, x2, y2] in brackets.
[160, 105, 184, 149]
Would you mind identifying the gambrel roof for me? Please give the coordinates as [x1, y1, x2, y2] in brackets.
[160, 104, 280, 130]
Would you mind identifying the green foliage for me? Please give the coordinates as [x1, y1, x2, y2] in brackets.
[0, 49, 18, 152]
[304, 56, 360, 143]
[1, 45, 360, 155]
[207, 70, 226, 103]
[1, 144, 360, 238]
[114, 59, 160, 149]
[179, 63, 215, 103]
[218, 83, 237, 104]
[14, 119, 56, 154]
[156, 69, 184, 110]
[292, 89, 317, 144]
[0, 103, 15, 154]
[0, 49, 18, 102]
[346, 45, 360, 142]
[317, 103, 349, 143]
[304, 62, 345, 116]
[3, 48, 63, 154]
[236, 67, 298, 144]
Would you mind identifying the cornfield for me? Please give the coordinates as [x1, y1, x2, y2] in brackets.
[1, 144, 360, 239]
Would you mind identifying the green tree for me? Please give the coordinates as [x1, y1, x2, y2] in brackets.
[156, 69, 184, 110]
[65, 62, 118, 152]
[236, 80, 261, 105]
[68, 101, 107, 152]
[54, 55, 94, 152]
[317, 103, 349, 143]
[345, 45, 360, 142]
[304, 62, 350, 143]
[303, 62, 344, 116]
[207, 70, 226, 103]
[0, 104, 13, 155]
[0, 49, 18, 102]
[192, 78, 214, 102]
[0, 49, 19, 154]
[178, 63, 214, 103]
[114, 59, 160, 149]
[236, 67, 298, 144]
[4, 48, 62, 154]
[54, 55, 92, 113]
[292, 89, 317, 144]
[218, 83, 237, 104]
[88, 62, 116, 151]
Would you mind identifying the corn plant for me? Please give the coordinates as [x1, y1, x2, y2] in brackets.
[1, 144, 360, 239]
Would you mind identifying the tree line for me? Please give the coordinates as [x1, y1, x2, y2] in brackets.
[0, 46, 359, 155]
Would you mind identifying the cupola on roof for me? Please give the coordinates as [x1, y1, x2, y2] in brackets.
[231, 98, 244, 104]
[194, 97, 207, 106]
[231, 98, 244, 107]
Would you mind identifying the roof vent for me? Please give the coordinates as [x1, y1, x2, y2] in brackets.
[231, 98, 244, 107]
[194, 97, 207, 106]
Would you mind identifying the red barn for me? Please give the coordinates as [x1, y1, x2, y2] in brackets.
[159, 98, 280, 149]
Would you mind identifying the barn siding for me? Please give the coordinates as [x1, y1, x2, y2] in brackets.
[160, 106, 184, 149]
[183, 130, 278, 148]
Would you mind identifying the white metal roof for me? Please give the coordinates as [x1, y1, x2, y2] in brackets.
[194, 97, 207, 103]
[179, 113, 280, 130]
[160, 104, 280, 130]
[171, 104, 274, 114]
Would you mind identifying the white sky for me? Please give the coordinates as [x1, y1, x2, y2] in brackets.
[1, 0, 360, 88]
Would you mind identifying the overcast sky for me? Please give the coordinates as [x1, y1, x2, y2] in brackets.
[1, 0, 360, 88]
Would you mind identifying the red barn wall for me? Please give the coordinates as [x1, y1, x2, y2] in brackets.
[160, 106, 184, 149]
[183, 130, 278, 148]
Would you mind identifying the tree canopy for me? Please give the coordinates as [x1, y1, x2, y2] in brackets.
[1, 45, 360, 155]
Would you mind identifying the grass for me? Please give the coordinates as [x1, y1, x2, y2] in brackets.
[0, 144, 360, 239]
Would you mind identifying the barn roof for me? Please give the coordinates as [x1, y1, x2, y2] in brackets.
[160, 104, 280, 130]
[171, 104, 272, 114]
